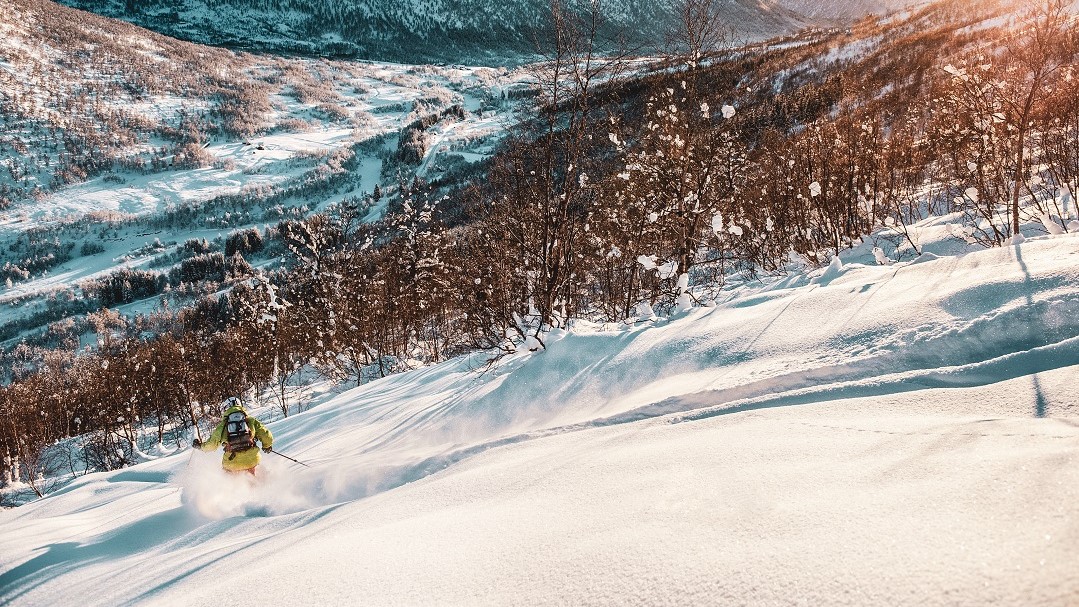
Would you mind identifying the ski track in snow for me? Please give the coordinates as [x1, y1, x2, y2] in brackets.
[2, 234, 1079, 605]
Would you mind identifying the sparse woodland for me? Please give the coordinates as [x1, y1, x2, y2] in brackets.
[4, 0, 1079, 495]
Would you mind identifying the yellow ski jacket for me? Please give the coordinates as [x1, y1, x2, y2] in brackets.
[199, 404, 273, 472]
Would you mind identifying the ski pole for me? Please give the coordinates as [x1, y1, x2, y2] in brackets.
[270, 449, 311, 468]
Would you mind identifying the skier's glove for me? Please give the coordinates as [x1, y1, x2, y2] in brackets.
[192, 438, 202, 449]
[263, 446, 272, 453]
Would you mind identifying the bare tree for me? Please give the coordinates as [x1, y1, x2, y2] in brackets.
[485, 0, 631, 337]
[665, 0, 731, 68]
[1001, 0, 1077, 236]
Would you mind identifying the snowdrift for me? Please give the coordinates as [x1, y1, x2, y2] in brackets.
[2, 234, 1078, 606]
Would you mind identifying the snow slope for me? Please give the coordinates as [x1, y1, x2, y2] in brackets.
[2, 233, 1079, 605]
[775, 0, 926, 22]
[57, 0, 811, 64]
[0, 37, 529, 342]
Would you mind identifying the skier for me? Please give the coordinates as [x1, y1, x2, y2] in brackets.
[193, 396, 273, 475]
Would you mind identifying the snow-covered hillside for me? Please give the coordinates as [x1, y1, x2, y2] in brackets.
[56, 0, 813, 63]
[0, 0, 533, 350]
[2, 230, 1077, 605]
[775, 0, 925, 21]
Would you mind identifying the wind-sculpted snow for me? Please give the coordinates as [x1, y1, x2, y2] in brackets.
[2, 234, 1079, 606]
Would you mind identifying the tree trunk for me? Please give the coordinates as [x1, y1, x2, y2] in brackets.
[1, 451, 13, 487]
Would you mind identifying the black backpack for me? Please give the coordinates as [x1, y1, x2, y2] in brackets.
[224, 410, 255, 453]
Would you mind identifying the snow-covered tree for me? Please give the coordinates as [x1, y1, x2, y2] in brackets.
[478, 0, 630, 338]
[936, 0, 1077, 243]
[603, 78, 747, 310]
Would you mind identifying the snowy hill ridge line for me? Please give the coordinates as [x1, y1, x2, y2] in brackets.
[387, 326, 1079, 494]
[459, 279, 1079, 448]
[49, 0, 939, 67]
[670, 333, 1079, 425]
[52, 0, 828, 64]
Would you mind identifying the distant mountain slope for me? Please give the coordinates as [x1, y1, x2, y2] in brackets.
[55, 0, 814, 64]
[0, 0, 524, 208]
[0, 0, 531, 351]
[775, 0, 925, 21]
[0, 0, 273, 206]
